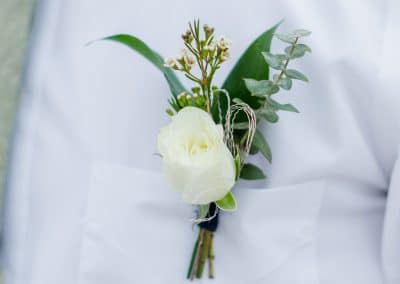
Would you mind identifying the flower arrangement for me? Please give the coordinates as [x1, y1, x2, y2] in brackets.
[98, 19, 311, 280]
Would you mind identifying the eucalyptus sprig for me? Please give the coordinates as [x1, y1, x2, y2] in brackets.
[245, 29, 311, 122]
[235, 29, 312, 179]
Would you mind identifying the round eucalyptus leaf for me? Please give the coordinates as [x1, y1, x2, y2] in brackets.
[274, 33, 297, 44]
[261, 52, 283, 70]
[285, 44, 311, 59]
[292, 29, 312, 37]
[279, 77, 292, 90]
[258, 107, 279, 123]
[243, 79, 275, 96]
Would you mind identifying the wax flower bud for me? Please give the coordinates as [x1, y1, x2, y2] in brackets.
[182, 30, 193, 43]
[220, 50, 230, 62]
[178, 49, 195, 71]
[203, 24, 214, 37]
[217, 36, 231, 51]
[177, 92, 189, 107]
[164, 57, 179, 70]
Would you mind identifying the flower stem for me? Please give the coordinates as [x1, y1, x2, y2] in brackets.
[273, 37, 299, 86]
[208, 232, 215, 278]
[190, 228, 205, 280]
[196, 229, 211, 278]
[186, 228, 215, 280]
[186, 234, 200, 279]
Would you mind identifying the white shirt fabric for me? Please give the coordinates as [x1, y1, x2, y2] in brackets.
[3, 0, 400, 283]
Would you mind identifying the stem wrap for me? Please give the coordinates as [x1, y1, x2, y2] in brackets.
[198, 202, 219, 232]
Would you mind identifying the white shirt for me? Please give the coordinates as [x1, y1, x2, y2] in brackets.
[3, 0, 400, 283]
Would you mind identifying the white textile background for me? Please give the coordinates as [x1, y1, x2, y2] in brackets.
[3, 0, 400, 283]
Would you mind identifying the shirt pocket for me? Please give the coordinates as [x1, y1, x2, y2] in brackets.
[78, 161, 325, 284]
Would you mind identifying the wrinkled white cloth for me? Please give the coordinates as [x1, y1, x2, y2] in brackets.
[3, 0, 400, 283]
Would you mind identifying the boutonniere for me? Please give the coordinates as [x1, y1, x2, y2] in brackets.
[98, 19, 311, 280]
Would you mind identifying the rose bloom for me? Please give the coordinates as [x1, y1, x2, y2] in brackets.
[158, 107, 235, 204]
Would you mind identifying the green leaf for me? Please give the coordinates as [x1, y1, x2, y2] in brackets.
[275, 102, 299, 113]
[258, 107, 279, 123]
[268, 98, 299, 113]
[220, 22, 281, 109]
[99, 34, 187, 98]
[197, 204, 210, 219]
[285, 44, 311, 59]
[286, 69, 309, 82]
[244, 79, 278, 96]
[279, 103, 299, 113]
[165, 108, 174, 116]
[269, 84, 280, 95]
[243, 79, 271, 95]
[240, 163, 267, 180]
[274, 33, 297, 44]
[279, 77, 292, 90]
[261, 52, 283, 70]
[216, 192, 237, 211]
[297, 43, 312, 53]
[276, 54, 288, 61]
[293, 29, 312, 37]
[249, 143, 259, 154]
[252, 129, 272, 163]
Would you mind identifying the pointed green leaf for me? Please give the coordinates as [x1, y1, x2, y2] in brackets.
[240, 163, 267, 180]
[279, 77, 292, 90]
[220, 22, 281, 108]
[216, 192, 237, 211]
[252, 129, 272, 163]
[99, 34, 187, 98]
[286, 69, 309, 82]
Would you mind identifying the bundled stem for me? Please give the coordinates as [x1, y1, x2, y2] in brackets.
[187, 228, 215, 280]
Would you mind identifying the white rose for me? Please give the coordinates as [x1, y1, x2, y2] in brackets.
[158, 107, 236, 205]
